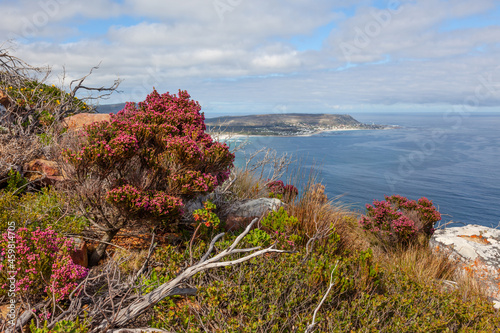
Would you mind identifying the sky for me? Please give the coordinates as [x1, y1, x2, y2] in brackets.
[1, 0, 500, 116]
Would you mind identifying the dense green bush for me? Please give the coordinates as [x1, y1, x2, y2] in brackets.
[0, 187, 88, 234]
[1, 81, 90, 136]
[261, 206, 301, 249]
[143, 222, 499, 332]
[30, 317, 89, 333]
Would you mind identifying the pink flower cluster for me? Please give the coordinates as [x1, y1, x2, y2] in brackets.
[359, 195, 441, 246]
[0, 227, 88, 301]
[170, 171, 218, 195]
[266, 180, 299, 200]
[63, 131, 139, 168]
[106, 184, 183, 218]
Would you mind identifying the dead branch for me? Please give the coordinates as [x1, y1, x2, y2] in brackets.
[0, 44, 121, 187]
[305, 261, 339, 333]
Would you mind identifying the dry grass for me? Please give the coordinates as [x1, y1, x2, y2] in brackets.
[378, 242, 491, 303]
[287, 183, 346, 240]
[219, 147, 294, 201]
[382, 244, 456, 284]
[225, 167, 269, 200]
[112, 247, 149, 275]
[0, 133, 43, 184]
[451, 260, 491, 302]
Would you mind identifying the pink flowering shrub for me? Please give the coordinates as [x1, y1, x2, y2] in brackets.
[62, 89, 234, 265]
[359, 195, 441, 247]
[266, 180, 298, 202]
[0, 227, 88, 301]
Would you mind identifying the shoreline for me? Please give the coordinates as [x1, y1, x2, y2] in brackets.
[211, 126, 393, 141]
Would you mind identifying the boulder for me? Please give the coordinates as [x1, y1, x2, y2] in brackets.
[0, 89, 10, 108]
[430, 224, 500, 306]
[23, 159, 66, 184]
[63, 113, 111, 131]
[225, 198, 284, 231]
[183, 194, 210, 218]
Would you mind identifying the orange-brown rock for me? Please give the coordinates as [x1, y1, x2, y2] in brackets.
[63, 113, 111, 131]
[70, 238, 88, 268]
[0, 89, 11, 108]
[225, 215, 256, 231]
[23, 159, 66, 184]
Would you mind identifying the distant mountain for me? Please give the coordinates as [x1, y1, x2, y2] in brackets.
[96, 103, 126, 114]
[205, 113, 389, 136]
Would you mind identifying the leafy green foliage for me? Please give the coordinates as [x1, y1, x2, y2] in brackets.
[245, 229, 271, 247]
[5, 169, 27, 193]
[0, 187, 88, 234]
[148, 231, 381, 332]
[193, 200, 220, 228]
[29, 317, 89, 333]
[145, 224, 499, 332]
[261, 207, 301, 248]
[1, 81, 90, 135]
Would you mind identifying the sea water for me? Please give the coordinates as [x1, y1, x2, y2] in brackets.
[232, 111, 500, 228]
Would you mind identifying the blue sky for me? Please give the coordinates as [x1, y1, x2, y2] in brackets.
[2, 0, 500, 115]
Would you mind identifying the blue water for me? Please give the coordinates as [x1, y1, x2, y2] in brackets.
[232, 112, 500, 228]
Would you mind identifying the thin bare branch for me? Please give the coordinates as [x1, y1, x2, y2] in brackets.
[305, 261, 339, 333]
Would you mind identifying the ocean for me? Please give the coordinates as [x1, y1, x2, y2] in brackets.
[231, 111, 500, 228]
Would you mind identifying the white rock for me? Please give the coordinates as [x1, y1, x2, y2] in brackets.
[224, 198, 284, 231]
[430, 225, 500, 306]
[430, 225, 500, 266]
[229, 198, 284, 218]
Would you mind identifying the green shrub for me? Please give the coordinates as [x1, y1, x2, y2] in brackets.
[29, 317, 89, 333]
[323, 269, 500, 332]
[245, 229, 271, 247]
[1, 81, 89, 133]
[5, 169, 28, 193]
[148, 231, 381, 332]
[145, 227, 499, 332]
[0, 187, 87, 234]
[260, 207, 302, 249]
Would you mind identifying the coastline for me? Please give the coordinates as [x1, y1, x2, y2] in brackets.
[211, 127, 384, 141]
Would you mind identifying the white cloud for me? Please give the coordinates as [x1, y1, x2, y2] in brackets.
[1, 0, 500, 112]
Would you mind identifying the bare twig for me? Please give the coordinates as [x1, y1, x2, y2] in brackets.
[305, 261, 339, 333]
[189, 223, 203, 265]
